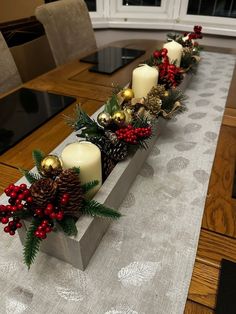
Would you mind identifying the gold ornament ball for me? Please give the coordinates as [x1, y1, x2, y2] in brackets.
[164, 91, 169, 97]
[121, 88, 134, 101]
[40, 155, 62, 177]
[112, 111, 126, 126]
[97, 112, 112, 127]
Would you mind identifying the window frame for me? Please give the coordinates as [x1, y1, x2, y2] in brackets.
[109, 0, 175, 21]
[88, 0, 236, 36]
[177, 0, 236, 36]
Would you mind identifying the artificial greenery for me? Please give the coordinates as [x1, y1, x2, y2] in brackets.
[32, 150, 45, 173]
[65, 105, 103, 138]
[161, 88, 187, 115]
[23, 220, 42, 269]
[104, 94, 120, 115]
[19, 169, 40, 184]
[81, 180, 99, 194]
[58, 216, 78, 236]
[83, 199, 122, 219]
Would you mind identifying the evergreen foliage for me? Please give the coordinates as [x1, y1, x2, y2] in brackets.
[23, 220, 42, 269]
[72, 167, 80, 175]
[65, 105, 103, 138]
[19, 168, 41, 184]
[81, 180, 99, 193]
[82, 200, 122, 219]
[58, 217, 78, 236]
[161, 88, 187, 114]
[32, 150, 45, 172]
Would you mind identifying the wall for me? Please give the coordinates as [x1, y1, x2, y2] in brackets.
[0, 0, 44, 23]
[94, 29, 236, 50]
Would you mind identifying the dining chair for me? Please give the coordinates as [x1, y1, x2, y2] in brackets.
[35, 0, 97, 66]
[0, 32, 22, 94]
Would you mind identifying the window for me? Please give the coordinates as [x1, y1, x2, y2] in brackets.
[84, 0, 97, 12]
[122, 0, 161, 6]
[187, 0, 236, 18]
[177, 0, 236, 36]
[84, 0, 236, 36]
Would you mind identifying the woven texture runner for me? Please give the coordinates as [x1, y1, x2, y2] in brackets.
[0, 51, 235, 314]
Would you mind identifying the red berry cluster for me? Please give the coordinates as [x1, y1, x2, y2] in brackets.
[0, 183, 31, 235]
[34, 194, 68, 221]
[152, 48, 182, 88]
[4, 183, 32, 211]
[35, 220, 53, 239]
[33, 194, 69, 239]
[153, 48, 168, 61]
[116, 125, 152, 144]
[183, 25, 202, 43]
[3, 218, 22, 236]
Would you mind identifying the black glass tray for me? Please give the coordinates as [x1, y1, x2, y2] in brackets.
[80, 46, 145, 74]
[0, 88, 76, 155]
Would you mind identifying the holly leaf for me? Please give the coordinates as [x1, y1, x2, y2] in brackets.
[104, 94, 120, 115]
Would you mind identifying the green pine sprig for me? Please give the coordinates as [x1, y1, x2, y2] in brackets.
[132, 116, 151, 128]
[81, 180, 99, 194]
[161, 88, 187, 114]
[65, 105, 103, 138]
[57, 216, 78, 236]
[13, 210, 31, 220]
[72, 167, 80, 175]
[180, 51, 198, 74]
[82, 199, 122, 219]
[19, 168, 41, 184]
[32, 150, 45, 173]
[136, 139, 150, 150]
[23, 220, 42, 269]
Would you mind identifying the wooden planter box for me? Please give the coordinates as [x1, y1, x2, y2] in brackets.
[17, 118, 160, 270]
[0, 74, 192, 270]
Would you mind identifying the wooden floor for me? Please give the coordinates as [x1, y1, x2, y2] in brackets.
[184, 62, 236, 313]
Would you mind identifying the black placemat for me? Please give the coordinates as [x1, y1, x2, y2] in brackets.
[0, 88, 76, 155]
[80, 46, 145, 74]
[216, 259, 236, 314]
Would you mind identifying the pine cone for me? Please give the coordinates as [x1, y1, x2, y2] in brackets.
[147, 85, 166, 98]
[101, 152, 116, 181]
[30, 178, 57, 207]
[89, 136, 128, 162]
[104, 130, 118, 144]
[109, 140, 128, 161]
[144, 95, 162, 115]
[159, 77, 173, 89]
[182, 47, 193, 55]
[55, 169, 84, 215]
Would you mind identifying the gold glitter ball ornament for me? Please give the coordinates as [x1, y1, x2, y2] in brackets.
[40, 155, 62, 177]
[112, 111, 126, 126]
[121, 88, 134, 101]
[97, 112, 112, 127]
[164, 91, 169, 97]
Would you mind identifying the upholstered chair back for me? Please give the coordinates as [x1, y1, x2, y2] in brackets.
[35, 0, 97, 66]
[0, 32, 22, 94]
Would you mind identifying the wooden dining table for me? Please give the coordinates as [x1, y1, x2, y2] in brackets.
[0, 39, 236, 313]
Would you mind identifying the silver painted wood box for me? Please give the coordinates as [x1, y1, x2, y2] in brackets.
[2, 75, 192, 270]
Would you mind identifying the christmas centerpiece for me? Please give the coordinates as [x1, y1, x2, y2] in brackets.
[0, 150, 121, 268]
[0, 26, 203, 270]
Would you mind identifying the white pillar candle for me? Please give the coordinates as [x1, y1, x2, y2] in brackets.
[61, 141, 102, 198]
[163, 40, 183, 67]
[132, 64, 159, 99]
